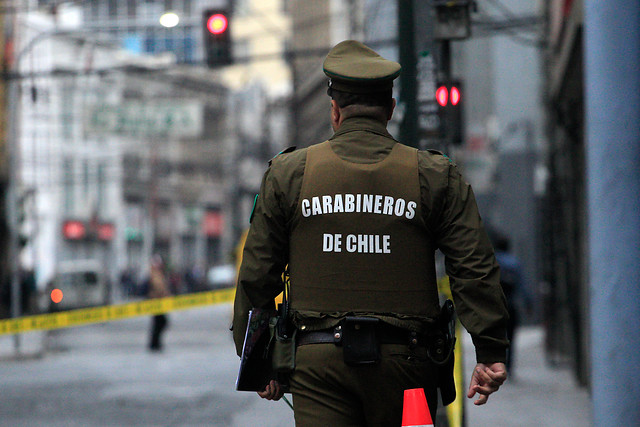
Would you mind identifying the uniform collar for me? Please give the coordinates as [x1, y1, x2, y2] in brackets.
[330, 116, 396, 141]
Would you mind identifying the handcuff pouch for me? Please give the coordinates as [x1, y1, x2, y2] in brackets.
[341, 316, 381, 366]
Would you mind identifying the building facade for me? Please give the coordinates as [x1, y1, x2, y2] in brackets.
[7, 4, 231, 306]
[543, 0, 589, 385]
[4, 0, 294, 303]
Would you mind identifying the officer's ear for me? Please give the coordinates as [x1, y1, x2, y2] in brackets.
[330, 100, 341, 129]
[387, 98, 397, 121]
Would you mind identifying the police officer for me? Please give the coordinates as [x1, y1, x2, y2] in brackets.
[233, 40, 509, 426]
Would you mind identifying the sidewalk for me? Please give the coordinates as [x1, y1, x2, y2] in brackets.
[463, 325, 592, 427]
[0, 330, 45, 360]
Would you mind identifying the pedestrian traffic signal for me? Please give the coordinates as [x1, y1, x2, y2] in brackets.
[436, 80, 464, 145]
[203, 9, 232, 67]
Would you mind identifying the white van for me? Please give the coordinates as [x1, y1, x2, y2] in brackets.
[47, 260, 110, 312]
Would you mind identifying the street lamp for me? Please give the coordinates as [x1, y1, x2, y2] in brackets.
[159, 12, 180, 29]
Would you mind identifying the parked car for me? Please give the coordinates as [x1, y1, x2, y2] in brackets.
[46, 260, 111, 312]
[206, 264, 236, 289]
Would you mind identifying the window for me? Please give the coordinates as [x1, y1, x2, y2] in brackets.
[127, 0, 137, 18]
[83, 160, 90, 204]
[61, 83, 75, 140]
[97, 162, 106, 213]
[108, 0, 118, 17]
[144, 32, 196, 64]
[63, 157, 74, 214]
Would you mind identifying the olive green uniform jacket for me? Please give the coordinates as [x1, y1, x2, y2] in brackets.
[232, 116, 509, 364]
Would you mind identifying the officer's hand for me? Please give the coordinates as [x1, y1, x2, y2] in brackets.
[257, 380, 284, 401]
[467, 362, 507, 405]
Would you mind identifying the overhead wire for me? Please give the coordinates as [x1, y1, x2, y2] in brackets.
[473, 0, 545, 48]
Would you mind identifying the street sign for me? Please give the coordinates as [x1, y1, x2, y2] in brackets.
[416, 51, 441, 149]
[85, 101, 203, 138]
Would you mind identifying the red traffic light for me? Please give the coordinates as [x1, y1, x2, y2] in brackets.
[436, 86, 448, 107]
[435, 84, 461, 107]
[450, 86, 461, 106]
[435, 80, 464, 145]
[207, 13, 228, 35]
[203, 9, 232, 67]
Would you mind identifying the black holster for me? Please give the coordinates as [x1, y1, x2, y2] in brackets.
[271, 314, 296, 375]
[428, 300, 457, 406]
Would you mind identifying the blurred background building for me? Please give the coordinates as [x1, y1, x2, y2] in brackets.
[1, 2, 239, 305]
[0, 0, 547, 338]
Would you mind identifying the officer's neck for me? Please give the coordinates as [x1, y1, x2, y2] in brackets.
[332, 110, 389, 131]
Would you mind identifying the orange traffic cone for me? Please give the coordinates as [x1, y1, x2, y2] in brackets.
[401, 388, 434, 427]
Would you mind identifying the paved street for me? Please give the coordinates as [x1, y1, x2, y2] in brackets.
[0, 304, 294, 427]
[1, 303, 591, 426]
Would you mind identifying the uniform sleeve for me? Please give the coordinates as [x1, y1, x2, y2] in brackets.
[232, 166, 290, 356]
[435, 164, 509, 364]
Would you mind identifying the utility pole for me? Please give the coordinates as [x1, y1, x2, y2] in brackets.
[0, 9, 9, 320]
[584, 1, 640, 424]
[397, 0, 417, 147]
[4, 11, 25, 352]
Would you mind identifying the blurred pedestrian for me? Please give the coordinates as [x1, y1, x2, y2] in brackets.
[147, 255, 171, 352]
[185, 265, 205, 293]
[233, 40, 509, 425]
[119, 268, 135, 298]
[493, 235, 526, 376]
[19, 269, 36, 314]
[0, 274, 10, 319]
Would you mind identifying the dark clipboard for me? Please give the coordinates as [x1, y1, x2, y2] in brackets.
[235, 308, 277, 392]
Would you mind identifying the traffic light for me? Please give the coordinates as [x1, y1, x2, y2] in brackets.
[436, 80, 464, 145]
[203, 9, 232, 67]
[433, 0, 473, 40]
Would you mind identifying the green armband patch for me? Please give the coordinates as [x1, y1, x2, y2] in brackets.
[427, 148, 454, 164]
[249, 194, 258, 223]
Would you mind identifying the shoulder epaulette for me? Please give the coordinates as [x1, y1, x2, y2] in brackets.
[426, 149, 454, 164]
[269, 146, 297, 165]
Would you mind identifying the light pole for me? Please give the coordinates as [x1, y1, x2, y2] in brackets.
[4, 19, 95, 352]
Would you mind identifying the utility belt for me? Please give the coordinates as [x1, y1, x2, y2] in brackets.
[293, 306, 457, 406]
[297, 318, 430, 348]
[296, 316, 435, 366]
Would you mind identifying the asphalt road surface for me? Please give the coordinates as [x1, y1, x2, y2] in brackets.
[0, 304, 294, 427]
[1, 302, 591, 426]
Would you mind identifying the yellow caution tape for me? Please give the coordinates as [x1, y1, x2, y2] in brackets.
[0, 288, 236, 336]
[438, 275, 466, 427]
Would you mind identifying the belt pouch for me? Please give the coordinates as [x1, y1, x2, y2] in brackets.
[271, 317, 296, 374]
[342, 316, 381, 366]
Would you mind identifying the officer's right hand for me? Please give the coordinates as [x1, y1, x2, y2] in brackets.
[467, 362, 507, 405]
[258, 379, 284, 401]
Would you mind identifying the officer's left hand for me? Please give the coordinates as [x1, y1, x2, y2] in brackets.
[467, 362, 507, 405]
[258, 380, 284, 401]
